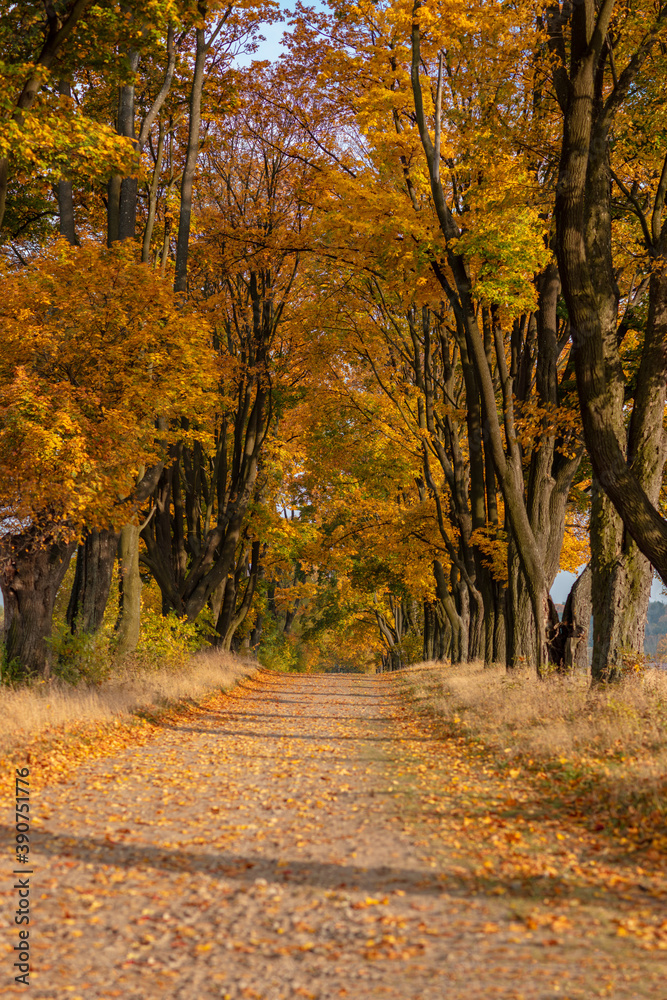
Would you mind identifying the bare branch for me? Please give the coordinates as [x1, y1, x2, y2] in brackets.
[137, 26, 175, 150]
[610, 168, 653, 251]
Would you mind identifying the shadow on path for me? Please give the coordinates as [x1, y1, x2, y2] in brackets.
[8, 825, 444, 895]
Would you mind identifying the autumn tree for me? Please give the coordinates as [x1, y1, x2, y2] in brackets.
[262, 0, 589, 672]
[0, 241, 213, 675]
[0, 1, 136, 237]
[138, 69, 315, 637]
[548, 0, 667, 679]
[7, 1, 280, 655]
[280, 297, 450, 669]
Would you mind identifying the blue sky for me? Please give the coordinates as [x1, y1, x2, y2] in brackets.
[551, 568, 667, 604]
[237, 19, 287, 66]
[236, 1, 327, 67]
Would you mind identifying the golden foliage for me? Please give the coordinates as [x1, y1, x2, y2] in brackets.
[0, 239, 215, 531]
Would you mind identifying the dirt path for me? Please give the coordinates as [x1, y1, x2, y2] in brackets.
[2, 672, 665, 999]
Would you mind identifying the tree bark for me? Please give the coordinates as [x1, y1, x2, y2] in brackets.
[434, 560, 464, 663]
[588, 481, 653, 680]
[549, 3, 667, 674]
[112, 27, 175, 249]
[142, 122, 165, 263]
[115, 523, 142, 658]
[283, 603, 300, 635]
[493, 591, 506, 663]
[423, 600, 437, 661]
[505, 267, 583, 669]
[218, 540, 261, 651]
[107, 175, 121, 246]
[506, 534, 536, 669]
[553, 563, 592, 674]
[249, 612, 263, 652]
[116, 50, 141, 241]
[66, 529, 118, 635]
[57, 82, 79, 245]
[141, 380, 271, 622]
[174, 22, 206, 293]
[173, 7, 231, 291]
[1, 529, 76, 677]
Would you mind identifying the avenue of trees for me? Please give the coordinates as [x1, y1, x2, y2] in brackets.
[1, 0, 666, 683]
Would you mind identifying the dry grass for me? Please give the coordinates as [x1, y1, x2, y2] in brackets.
[0, 650, 258, 756]
[397, 661, 667, 841]
[398, 660, 667, 762]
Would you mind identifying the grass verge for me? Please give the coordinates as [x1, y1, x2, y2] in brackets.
[396, 660, 667, 856]
[0, 651, 260, 806]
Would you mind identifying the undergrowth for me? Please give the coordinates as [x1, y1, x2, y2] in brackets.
[0, 570, 258, 754]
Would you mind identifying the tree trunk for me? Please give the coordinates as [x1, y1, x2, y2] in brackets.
[57, 82, 79, 246]
[1, 529, 76, 677]
[589, 483, 653, 681]
[423, 600, 437, 661]
[434, 560, 464, 663]
[551, 2, 667, 598]
[439, 613, 452, 660]
[215, 540, 261, 651]
[283, 601, 300, 635]
[66, 528, 118, 634]
[454, 576, 470, 662]
[209, 578, 226, 622]
[106, 174, 121, 246]
[117, 50, 140, 242]
[215, 575, 237, 648]
[142, 399, 269, 623]
[493, 589, 506, 663]
[249, 612, 263, 653]
[477, 570, 495, 666]
[505, 535, 535, 669]
[504, 263, 583, 671]
[142, 122, 165, 263]
[115, 523, 141, 658]
[554, 563, 591, 674]
[174, 24, 206, 294]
